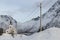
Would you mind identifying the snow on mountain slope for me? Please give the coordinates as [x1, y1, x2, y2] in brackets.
[0, 27, 60, 40]
[0, 15, 17, 32]
[41, 0, 60, 29]
[17, 16, 40, 34]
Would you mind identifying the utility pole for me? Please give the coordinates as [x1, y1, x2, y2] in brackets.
[40, 3, 42, 31]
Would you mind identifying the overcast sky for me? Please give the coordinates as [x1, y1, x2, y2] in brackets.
[0, 0, 58, 23]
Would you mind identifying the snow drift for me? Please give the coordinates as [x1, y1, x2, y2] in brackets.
[0, 27, 60, 40]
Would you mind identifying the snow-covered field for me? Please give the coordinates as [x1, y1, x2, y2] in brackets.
[0, 27, 60, 40]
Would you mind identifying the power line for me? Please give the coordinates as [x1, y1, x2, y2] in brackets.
[29, 8, 39, 18]
[24, 6, 39, 20]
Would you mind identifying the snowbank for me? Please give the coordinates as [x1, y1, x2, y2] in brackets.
[26, 27, 60, 40]
[0, 27, 60, 40]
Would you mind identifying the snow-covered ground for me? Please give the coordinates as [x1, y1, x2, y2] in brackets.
[0, 27, 60, 40]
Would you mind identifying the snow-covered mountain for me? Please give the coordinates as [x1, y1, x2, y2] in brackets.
[0, 15, 17, 32]
[17, 16, 40, 34]
[17, 0, 60, 33]
[42, 0, 60, 29]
